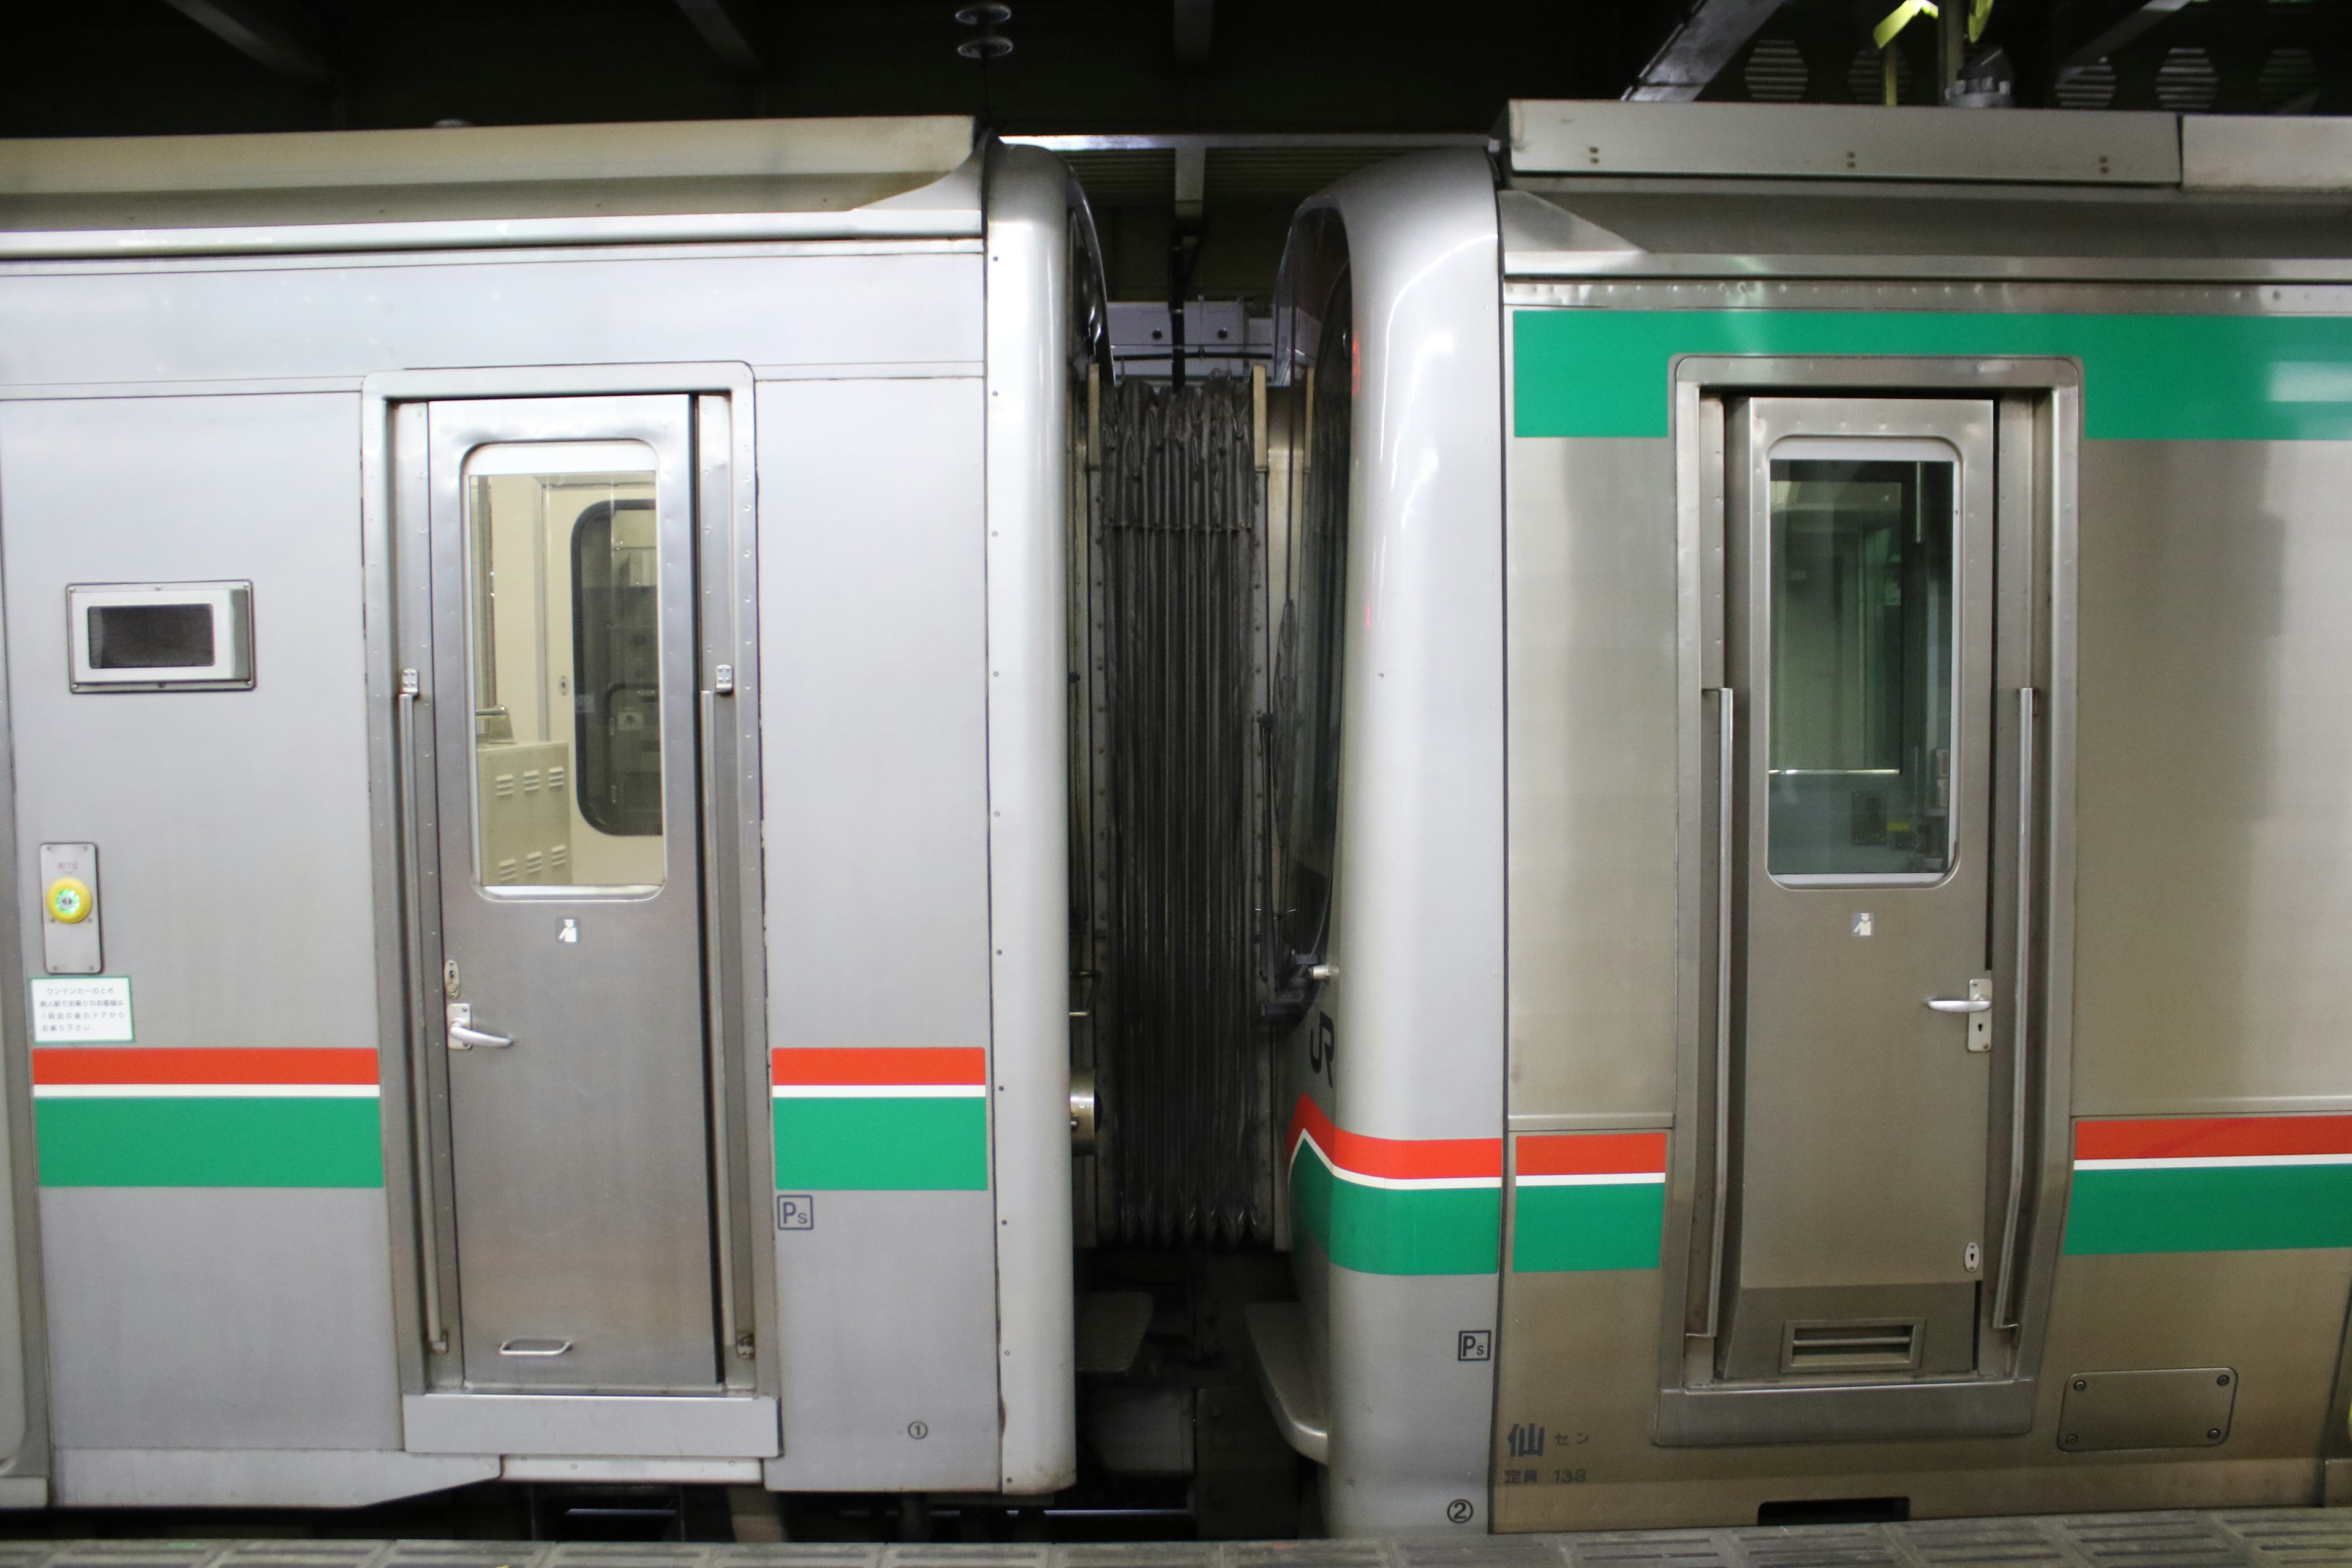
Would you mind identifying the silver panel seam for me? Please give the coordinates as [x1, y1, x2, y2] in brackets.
[980, 141, 1077, 1495]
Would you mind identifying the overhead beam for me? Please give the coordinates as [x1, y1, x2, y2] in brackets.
[1624, 0, 1790, 102]
[156, 0, 333, 86]
[2054, 0, 2192, 75]
[674, 0, 768, 76]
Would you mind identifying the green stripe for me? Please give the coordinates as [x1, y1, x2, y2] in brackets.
[1510, 1182, 1664, 1272]
[2065, 1164, 2352, 1254]
[36, 1098, 383, 1187]
[772, 1096, 987, 1191]
[1513, 309, 2352, 442]
[1289, 1145, 1499, 1275]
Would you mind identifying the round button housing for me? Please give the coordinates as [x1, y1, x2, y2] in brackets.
[45, 877, 92, 925]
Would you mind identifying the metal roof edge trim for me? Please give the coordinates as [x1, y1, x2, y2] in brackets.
[2183, 116, 2352, 193]
[0, 205, 985, 262]
[1506, 100, 2181, 187]
[1002, 132, 1490, 153]
[0, 115, 978, 197]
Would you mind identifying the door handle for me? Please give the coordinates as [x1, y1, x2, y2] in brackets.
[1994, 685, 2038, 1330]
[1928, 978, 1994, 1052]
[445, 1001, 513, 1051]
[498, 1338, 573, 1357]
[396, 668, 450, 1357]
[1702, 686, 1734, 1340]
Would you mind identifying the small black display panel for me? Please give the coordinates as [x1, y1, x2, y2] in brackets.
[88, 603, 216, 670]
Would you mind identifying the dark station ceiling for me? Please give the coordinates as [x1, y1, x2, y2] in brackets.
[6, 0, 2348, 298]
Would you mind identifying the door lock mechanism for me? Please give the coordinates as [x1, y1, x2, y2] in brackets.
[1927, 978, 1994, 1052]
[446, 1001, 514, 1051]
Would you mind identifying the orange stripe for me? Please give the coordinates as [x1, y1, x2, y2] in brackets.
[2076, 1114, 2352, 1162]
[31, 1047, 378, 1086]
[1518, 1131, 1668, 1177]
[1286, 1094, 1502, 1181]
[771, 1047, 987, 1087]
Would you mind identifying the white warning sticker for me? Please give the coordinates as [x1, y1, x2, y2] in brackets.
[29, 975, 134, 1044]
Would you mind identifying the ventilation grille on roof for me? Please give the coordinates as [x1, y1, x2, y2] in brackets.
[1744, 39, 1809, 103]
[2054, 58, 2117, 110]
[2155, 45, 2220, 111]
[1845, 45, 1914, 104]
[2258, 47, 2320, 111]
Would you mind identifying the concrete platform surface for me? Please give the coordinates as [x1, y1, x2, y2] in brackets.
[1, 1509, 2351, 1568]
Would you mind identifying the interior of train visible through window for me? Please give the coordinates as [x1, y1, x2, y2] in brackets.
[1766, 443, 1957, 881]
[463, 443, 664, 890]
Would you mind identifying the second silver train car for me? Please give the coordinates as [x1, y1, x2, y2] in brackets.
[1253, 102, 2352, 1534]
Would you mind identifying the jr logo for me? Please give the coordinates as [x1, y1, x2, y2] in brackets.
[1308, 1013, 1336, 1089]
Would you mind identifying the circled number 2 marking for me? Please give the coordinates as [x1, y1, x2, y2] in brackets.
[1446, 1499, 1474, 1524]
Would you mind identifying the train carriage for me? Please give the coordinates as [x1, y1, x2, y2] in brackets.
[0, 116, 1099, 1509]
[1256, 103, 2352, 1536]
[6, 96, 2352, 1543]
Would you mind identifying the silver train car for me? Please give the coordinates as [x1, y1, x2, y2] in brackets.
[1254, 103, 2352, 1535]
[4, 97, 2352, 1542]
[0, 116, 1101, 1509]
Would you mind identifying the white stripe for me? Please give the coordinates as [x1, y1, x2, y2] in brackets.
[1517, 1171, 1667, 1187]
[1289, 1134, 1501, 1192]
[2075, 1152, 2352, 1172]
[771, 1084, 986, 1099]
[32, 1084, 380, 1099]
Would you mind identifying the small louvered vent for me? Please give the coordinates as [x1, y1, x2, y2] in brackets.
[1785, 1321, 1918, 1371]
[1845, 45, 1914, 105]
[1743, 39, 1809, 103]
[2155, 45, 2219, 112]
[2258, 47, 2320, 112]
[2054, 58, 2117, 110]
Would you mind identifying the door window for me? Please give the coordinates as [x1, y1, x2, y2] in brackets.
[1766, 439, 1956, 882]
[462, 442, 666, 891]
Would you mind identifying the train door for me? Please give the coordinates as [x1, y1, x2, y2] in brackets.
[1663, 389, 2053, 1444]
[413, 394, 718, 1392]
[1723, 398, 1995, 1381]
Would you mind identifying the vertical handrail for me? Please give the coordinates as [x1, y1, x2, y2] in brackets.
[1994, 685, 2036, 1330]
[1702, 685, 1735, 1337]
[699, 687, 744, 1373]
[397, 669, 449, 1357]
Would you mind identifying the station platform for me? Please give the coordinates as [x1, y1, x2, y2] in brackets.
[3, 1510, 2351, 1568]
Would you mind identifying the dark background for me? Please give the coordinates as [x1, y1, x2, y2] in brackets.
[8, 1, 2347, 298]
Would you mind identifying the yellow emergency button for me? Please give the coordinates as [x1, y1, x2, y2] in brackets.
[45, 878, 92, 925]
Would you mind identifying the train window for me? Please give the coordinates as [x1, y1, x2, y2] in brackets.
[570, 499, 662, 839]
[462, 442, 665, 891]
[1766, 445, 1955, 881]
[1274, 270, 1353, 970]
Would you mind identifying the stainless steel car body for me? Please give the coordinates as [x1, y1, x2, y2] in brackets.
[1265, 105, 2352, 1534]
[0, 118, 1093, 1508]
